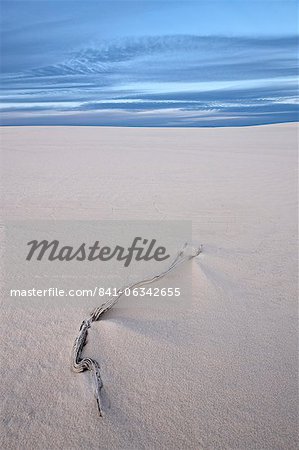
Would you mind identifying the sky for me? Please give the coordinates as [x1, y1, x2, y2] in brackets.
[0, 0, 298, 127]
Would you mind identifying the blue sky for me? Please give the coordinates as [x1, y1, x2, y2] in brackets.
[0, 0, 298, 126]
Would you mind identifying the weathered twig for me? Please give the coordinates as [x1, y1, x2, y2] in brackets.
[71, 243, 202, 416]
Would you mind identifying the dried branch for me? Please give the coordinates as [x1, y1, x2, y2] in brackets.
[71, 243, 202, 416]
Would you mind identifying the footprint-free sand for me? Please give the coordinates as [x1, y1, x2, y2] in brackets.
[1, 124, 297, 449]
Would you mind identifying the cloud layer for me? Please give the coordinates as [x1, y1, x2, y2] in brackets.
[1, 34, 298, 126]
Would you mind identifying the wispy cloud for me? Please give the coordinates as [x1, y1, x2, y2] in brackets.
[1, 35, 298, 126]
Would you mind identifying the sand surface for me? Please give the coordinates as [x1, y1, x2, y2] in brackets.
[0, 124, 298, 449]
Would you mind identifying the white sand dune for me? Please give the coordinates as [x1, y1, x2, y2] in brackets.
[0, 124, 298, 449]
